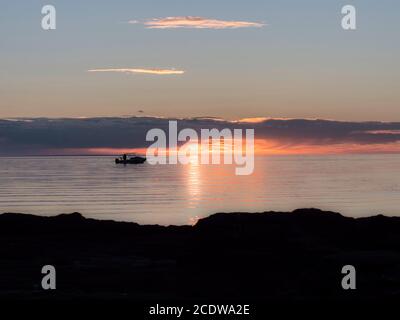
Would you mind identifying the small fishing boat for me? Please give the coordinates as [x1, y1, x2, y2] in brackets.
[115, 155, 146, 164]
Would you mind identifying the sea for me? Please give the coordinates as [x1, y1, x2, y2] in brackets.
[0, 155, 399, 225]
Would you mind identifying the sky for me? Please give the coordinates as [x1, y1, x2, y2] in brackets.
[1, 0, 400, 121]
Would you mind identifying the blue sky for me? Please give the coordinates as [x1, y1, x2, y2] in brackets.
[0, 0, 399, 120]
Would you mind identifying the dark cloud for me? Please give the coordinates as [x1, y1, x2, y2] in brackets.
[250, 119, 400, 145]
[0, 117, 400, 155]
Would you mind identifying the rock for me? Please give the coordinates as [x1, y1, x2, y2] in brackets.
[0, 209, 400, 300]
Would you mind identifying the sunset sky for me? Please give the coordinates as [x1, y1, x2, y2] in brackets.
[1, 1, 400, 155]
[1, 0, 399, 121]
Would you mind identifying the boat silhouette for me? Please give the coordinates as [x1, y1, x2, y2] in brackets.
[115, 154, 146, 164]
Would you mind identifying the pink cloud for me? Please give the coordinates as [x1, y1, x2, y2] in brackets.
[140, 16, 265, 29]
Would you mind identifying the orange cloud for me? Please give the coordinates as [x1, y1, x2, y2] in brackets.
[237, 117, 269, 123]
[254, 139, 400, 155]
[87, 68, 184, 75]
[142, 16, 265, 29]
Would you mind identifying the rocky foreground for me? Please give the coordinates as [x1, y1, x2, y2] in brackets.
[1, 208, 400, 300]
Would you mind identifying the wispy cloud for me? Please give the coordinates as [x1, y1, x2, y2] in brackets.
[87, 68, 185, 75]
[133, 16, 265, 29]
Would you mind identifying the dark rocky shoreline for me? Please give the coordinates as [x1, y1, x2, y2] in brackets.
[1, 208, 400, 300]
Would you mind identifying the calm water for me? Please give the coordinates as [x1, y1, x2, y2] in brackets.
[0, 155, 399, 225]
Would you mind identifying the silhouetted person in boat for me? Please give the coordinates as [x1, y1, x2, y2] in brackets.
[123, 154, 127, 161]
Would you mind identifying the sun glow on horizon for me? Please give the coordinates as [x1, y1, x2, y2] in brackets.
[57, 139, 400, 157]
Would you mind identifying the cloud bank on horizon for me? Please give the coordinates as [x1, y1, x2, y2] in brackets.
[88, 68, 185, 75]
[129, 16, 265, 29]
[1, 117, 400, 156]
